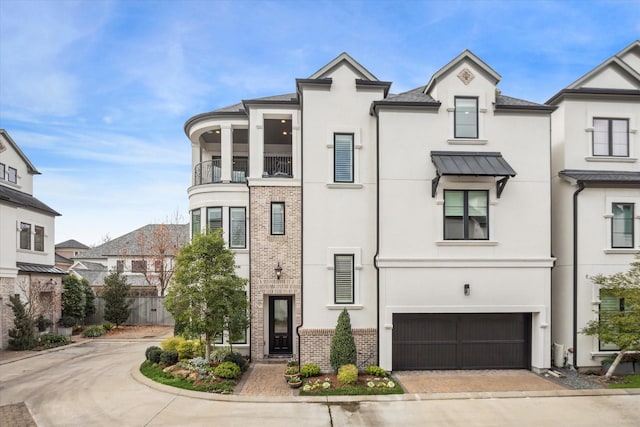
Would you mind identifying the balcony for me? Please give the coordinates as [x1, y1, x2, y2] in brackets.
[193, 158, 249, 186]
[263, 154, 292, 177]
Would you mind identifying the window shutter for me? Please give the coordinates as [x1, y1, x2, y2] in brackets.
[334, 134, 353, 182]
[335, 255, 354, 304]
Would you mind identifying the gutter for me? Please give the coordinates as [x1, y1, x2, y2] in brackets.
[246, 176, 252, 362]
[295, 86, 304, 363]
[373, 108, 381, 367]
[572, 182, 585, 368]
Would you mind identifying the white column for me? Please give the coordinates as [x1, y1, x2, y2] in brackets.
[221, 125, 232, 182]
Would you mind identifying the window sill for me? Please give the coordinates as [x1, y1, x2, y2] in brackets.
[591, 351, 620, 357]
[326, 304, 363, 310]
[436, 240, 498, 246]
[447, 139, 487, 145]
[231, 249, 249, 254]
[603, 248, 639, 254]
[585, 156, 637, 163]
[326, 183, 363, 189]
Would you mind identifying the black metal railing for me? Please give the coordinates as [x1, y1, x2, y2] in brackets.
[193, 159, 221, 185]
[232, 157, 248, 183]
[263, 154, 292, 177]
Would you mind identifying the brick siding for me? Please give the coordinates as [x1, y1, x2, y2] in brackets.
[299, 327, 378, 372]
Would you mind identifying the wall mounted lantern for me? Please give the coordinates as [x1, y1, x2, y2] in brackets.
[464, 283, 470, 296]
[275, 263, 283, 280]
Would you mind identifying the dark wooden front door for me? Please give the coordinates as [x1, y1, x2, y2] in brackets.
[269, 296, 292, 354]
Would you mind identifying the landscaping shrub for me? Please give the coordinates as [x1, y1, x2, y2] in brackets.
[160, 350, 179, 366]
[364, 365, 387, 377]
[145, 346, 161, 361]
[83, 325, 106, 337]
[300, 363, 321, 378]
[161, 336, 186, 352]
[214, 361, 241, 379]
[210, 347, 232, 364]
[39, 333, 69, 345]
[337, 364, 358, 385]
[329, 308, 357, 372]
[148, 348, 163, 364]
[8, 295, 36, 350]
[223, 351, 248, 372]
[177, 339, 205, 360]
[102, 322, 114, 332]
[36, 315, 53, 332]
[57, 316, 77, 328]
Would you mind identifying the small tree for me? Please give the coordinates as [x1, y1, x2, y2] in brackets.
[61, 275, 86, 322]
[8, 295, 37, 350]
[102, 272, 132, 327]
[82, 278, 96, 321]
[329, 308, 357, 372]
[165, 230, 249, 359]
[581, 256, 640, 379]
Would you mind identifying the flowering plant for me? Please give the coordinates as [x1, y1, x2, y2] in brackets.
[365, 377, 395, 388]
[302, 377, 333, 391]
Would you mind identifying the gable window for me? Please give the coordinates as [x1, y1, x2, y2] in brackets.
[334, 133, 354, 183]
[599, 292, 628, 351]
[8, 167, 17, 184]
[455, 97, 478, 138]
[612, 203, 634, 248]
[207, 207, 222, 233]
[334, 254, 354, 304]
[229, 207, 246, 249]
[0, 163, 5, 180]
[34, 226, 44, 252]
[132, 260, 146, 273]
[593, 118, 628, 157]
[19, 222, 31, 250]
[191, 209, 201, 237]
[271, 202, 285, 235]
[444, 190, 488, 240]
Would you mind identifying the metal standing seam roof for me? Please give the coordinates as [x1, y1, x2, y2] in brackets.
[431, 151, 517, 177]
[559, 169, 640, 185]
[17, 262, 67, 274]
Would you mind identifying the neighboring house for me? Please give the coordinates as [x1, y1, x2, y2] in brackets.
[70, 224, 189, 296]
[184, 51, 555, 372]
[0, 129, 65, 349]
[54, 239, 89, 271]
[548, 40, 640, 370]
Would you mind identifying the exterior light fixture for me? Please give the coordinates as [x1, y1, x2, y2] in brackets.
[275, 263, 283, 280]
[464, 283, 470, 296]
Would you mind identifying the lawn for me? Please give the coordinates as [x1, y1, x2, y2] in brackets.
[140, 360, 236, 394]
[608, 374, 640, 389]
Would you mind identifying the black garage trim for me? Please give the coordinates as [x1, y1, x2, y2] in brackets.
[392, 313, 531, 370]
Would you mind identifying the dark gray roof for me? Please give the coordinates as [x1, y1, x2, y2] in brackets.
[547, 88, 640, 105]
[495, 94, 555, 111]
[55, 253, 73, 265]
[0, 184, 60, 216]
[431, 151, 517, 177]
[77, 224, 189, 258]
[17, 262, 67, 274]
[384, 86, 438, 103]
[56, 239, 89, 249]
[244, 93, 298, 104]
[0, 129, 40, 175]
[560, 170, 640, 185]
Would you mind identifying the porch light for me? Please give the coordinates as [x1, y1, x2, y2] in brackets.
[275, 263, 283, 280]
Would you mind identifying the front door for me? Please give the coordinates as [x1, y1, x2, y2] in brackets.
[269, 296, 292, 354]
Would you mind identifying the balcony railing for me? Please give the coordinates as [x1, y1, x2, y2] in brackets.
[232, 157, 248, 183]
[263, 154, 292, 177]
[194, 159, 221, 185]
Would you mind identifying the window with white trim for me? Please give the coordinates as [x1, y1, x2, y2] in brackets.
[0, 163, 5, 180]
[19, 222, 31, 250]
[334, 133, 354, 183]
[34, 226, 44, 252]
[229, 207, 246, 249]
[271, 202, 285, 235]
[207, 207, 222, 232]
[191, 209, 201, 237]
[612, 203, 634, 248]
[444, 190, 488, 240]
[593, 118, 629, 157]
[132, 260, 146, 273]
[8, 167, 17, 184]
[455, 97, 478, 138]
[334, 254, 354, 304]
[599, 292, 628, 351]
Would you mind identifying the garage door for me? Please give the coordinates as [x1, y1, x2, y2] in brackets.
[392, 313, 531, 370]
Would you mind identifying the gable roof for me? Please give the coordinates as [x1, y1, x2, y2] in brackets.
[0, 184, 60, 215]
[309, 52, 378, 81]
[0, 129, 41, 175]
[425, 49, 501, 94]
[56, 239, 89, 250]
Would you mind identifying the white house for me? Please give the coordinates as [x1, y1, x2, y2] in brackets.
[548, 40, 640, 370]
[185, 51, 555, 372]
[0, 129, 65, 349]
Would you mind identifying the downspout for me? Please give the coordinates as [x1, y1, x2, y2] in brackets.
[373, 105, 381, 367]
[295, 90, 304, 363]
[246, 177, 252, 362]
[572, 181, 585, 368]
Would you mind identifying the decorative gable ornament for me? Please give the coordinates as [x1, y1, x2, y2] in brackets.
[457, 68, 475, 85]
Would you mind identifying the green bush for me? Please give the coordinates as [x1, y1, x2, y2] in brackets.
[36, 315, 53, 332]
[161, 336, 186, 352]
[300, 363, 321, 378]
[223, 351, 248, 372]
[82, 325, 106, 337]
[329, 308, 357, 372]
[57, 316, 77, 328]
[177, 339, 201, 360]
[337, 364, 358, 385]
[39, 333, 69, 345]
[102, 322, 114, 332]
[160, 350, 179, 366]
[214, 361, 241, 379]
[148, 348, 163, 364]
[8, 295, 36, 350]
[210, 347, 232, 364]
[145, 346, 161, 361]
[364, 365, 387, 377]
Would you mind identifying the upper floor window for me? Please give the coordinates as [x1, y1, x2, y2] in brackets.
[0, 163, 5, 180]
[271, 202, 285, 235]
[8, 167, 17, 184]
[593, 118, 628, 157]
[191, 209, 201, 237]
[19, 222, 31, 249]
[34, 226, 44, 252]
[334, 254, 354, 304]
[207, 207, 222, 232]
[444, 190, 488, 240]
[612, 203, 634, 248]
[117, 260, 124, 273]
[132, 260, 147, 273]
[229, 207, 246, 249]
[154, 260, 164, 272]
[455, 97, 478, 138]
[334, 133, 354, 183]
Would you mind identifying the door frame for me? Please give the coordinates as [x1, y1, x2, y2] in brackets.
[268, 295, 293, 355]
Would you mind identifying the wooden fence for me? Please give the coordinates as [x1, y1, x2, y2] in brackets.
[87, 297, 174, 326]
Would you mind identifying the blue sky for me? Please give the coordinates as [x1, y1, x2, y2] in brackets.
[1, 0, 638, 246]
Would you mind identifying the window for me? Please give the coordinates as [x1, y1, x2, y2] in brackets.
[34, 226, 44, 252]
[207, 207, 222, 232]
[271, 202, 285, 235]
[0, 163, 5, 180]
[599, 293, 627, 351]
[19, 222, 31, 249]
[334, 254, 354, 304]
[8, 167, 17, 184]
[116, 260, 124, 273]
[455, 97, 478, 138]
[612, 203, 634, 248]
[191, 209, 201, 237]
[154, 260, 163, 272]
[334, 133, 354, 183]
[444, 190, 488, 240]
[229, 207, 246, 248]
[132, 260, 146, 273]
[593, 118, 629, 157]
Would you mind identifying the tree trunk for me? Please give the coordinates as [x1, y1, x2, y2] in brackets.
[605, 351, 626, 379]
[205, 334, 212, 360]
